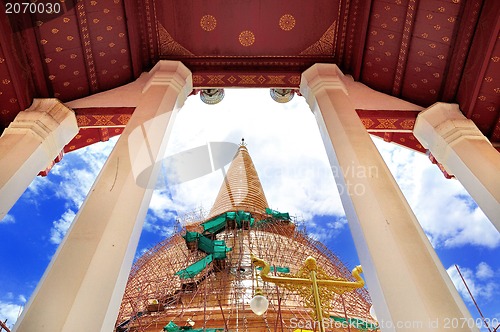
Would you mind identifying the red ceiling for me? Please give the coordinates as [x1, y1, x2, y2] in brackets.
[0, 0, 498, 158]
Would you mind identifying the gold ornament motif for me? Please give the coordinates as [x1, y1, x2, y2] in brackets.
[279, 14, 295, 31]
[400, 119, 415, 130]
[158, 23, 194, 56]
[200, 15, 216, 31]
[361, 118, 375, 128]
[238, 75, 256, 84]
[252, 255, 365, 321]
[92, 115, 115, 126]
[300, 21, 336, 55]
[117, 114, 131, 125]
[267, 75, 285, 85]
[239, 30, 255, 46]
[192, 75, 204, 84]
[207, 75, 225, 85]
[77, 115, 91, 126]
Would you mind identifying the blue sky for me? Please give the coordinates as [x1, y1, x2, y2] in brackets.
[1, 88, 499, 330]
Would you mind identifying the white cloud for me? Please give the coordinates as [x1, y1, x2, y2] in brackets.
[447, 264, 498, 304]
[51, 138, 118, 209]
[50, 209, 76, 244]
[0, 300, 23, 329]
[150, 88, 345, 228]
[306, 216, 348, 243]
[1, 214, 15, 224]
[476, 262, 495, 280]
[374, 138, 499, 249]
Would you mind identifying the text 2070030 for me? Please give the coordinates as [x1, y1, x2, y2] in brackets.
[5, 2, 61, 14]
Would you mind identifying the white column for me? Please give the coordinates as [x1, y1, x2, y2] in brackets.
[300, 64, 477, 332]
[14, 61, 192, 332]
[0, 99, 78, 220]
[414, 103, 500, 230]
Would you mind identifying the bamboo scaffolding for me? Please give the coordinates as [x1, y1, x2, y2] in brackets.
[116, 213, 376, 332]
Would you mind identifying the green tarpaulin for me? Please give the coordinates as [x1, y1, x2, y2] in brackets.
[175, 254, 213, 279]
[183, 231, 200, 242]
[266, 208, 291, 220]
[227, 210, 254, 227]
[164, 321, 224, 331]
[201, 214, 227, 234]
[256, 266, 290, 273]
[330, 316, 379, 331]
[198, 235, 232, 259]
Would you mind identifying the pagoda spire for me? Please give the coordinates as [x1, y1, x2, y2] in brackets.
[208, 140, 269, 218]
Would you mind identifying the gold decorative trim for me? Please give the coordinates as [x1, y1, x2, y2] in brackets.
[158, 23, 194, 56]
[299, 21, 336, 55]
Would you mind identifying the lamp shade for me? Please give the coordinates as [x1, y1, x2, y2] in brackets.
[249, 295, 269, 316]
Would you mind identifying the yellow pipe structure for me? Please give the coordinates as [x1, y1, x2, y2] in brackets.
[251, 254, 365, 332]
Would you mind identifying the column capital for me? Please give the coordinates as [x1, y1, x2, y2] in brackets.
[2, 98, 78, 154]
[300, 64, 348, 96]
[414, 102, 500, 228]
[0, 98, 78, 220]
[414, 102, 488, 161]
[143, 60, 192, 94]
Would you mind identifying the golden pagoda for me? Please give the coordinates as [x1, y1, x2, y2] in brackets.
[115, 142, 378, 332]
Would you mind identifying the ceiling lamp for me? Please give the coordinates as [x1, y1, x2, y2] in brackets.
[200, 88, 225, 105]
[270, 88, 294, 103]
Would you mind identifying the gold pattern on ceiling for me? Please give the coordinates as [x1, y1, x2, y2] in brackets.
[158, 23, 194, 56]
[279, 14, 296, 31]
[300, 21, 336, 55]
[238, 30, 255, 47]
[200, 15, 217, 32]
